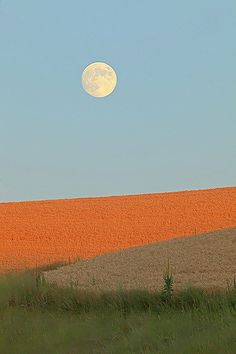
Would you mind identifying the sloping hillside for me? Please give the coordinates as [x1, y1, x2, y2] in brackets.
[0, 187, 235, 274]
[43, 227, 236, 293]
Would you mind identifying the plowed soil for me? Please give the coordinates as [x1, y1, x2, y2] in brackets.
[0, 187, 235, 275]
[42, 227, 236, 293]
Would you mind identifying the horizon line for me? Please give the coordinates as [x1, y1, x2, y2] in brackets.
[0, 185, 235, 205]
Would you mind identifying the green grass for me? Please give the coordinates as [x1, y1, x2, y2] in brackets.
[0, 259, 236, 354]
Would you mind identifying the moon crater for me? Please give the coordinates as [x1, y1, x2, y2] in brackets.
[82, 62, 117, 98]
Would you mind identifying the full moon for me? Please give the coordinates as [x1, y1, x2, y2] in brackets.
[81, 62, 117, 98]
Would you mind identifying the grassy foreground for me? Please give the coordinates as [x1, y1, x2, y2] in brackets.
[0, 259, 236, 354]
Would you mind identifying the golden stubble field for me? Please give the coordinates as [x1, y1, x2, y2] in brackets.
[0, 186, 235, 275]
[42, 227, 236, 293]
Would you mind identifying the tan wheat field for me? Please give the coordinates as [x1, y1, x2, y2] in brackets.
[42, 227, 236, 294]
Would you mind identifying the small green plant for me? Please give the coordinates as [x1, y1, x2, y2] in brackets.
[226, 276, 236, 292]
[160, 259, 174, 305]
[69, 280, 79, 289]
[35, 272, 47, 289]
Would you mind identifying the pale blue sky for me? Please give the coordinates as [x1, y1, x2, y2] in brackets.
[0, 0, 235, 202]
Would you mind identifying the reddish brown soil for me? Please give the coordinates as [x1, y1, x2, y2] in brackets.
[0, 187, 235, 275]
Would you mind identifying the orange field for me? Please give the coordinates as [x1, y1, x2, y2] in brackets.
[0, 187, 235, 275]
